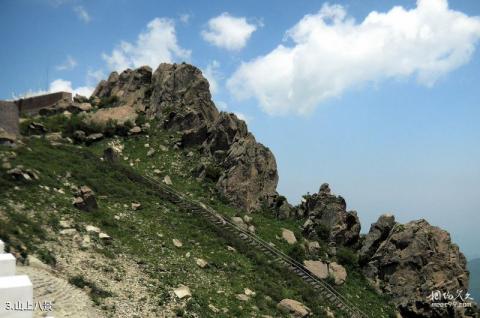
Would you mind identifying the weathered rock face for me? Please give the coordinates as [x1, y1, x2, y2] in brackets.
[358, 214, 396, 265]
[204, 112, 248, 154]
[362, 218, 472, 318]
[38, 98, 92, 116]
[91, 63, 279, 212]
[299, 183, 361, 247]
[92, 66, 152, 112]
[216, 133, 278, 212]
[150, 63, 219, 129]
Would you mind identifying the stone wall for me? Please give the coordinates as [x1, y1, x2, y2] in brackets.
[0, 101, 20, 136]
[16, 91, 72, 115]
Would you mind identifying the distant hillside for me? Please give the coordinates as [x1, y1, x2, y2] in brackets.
[468, 258, 480, 302]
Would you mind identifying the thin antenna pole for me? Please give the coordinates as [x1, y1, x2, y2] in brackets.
[46, 62, 49, 92]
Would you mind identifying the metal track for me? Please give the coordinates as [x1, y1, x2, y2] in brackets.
[110, 162, 368, 318]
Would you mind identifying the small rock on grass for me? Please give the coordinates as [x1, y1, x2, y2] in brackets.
[173, 239, 183, 248]
[163, 175, 172, 185]
[173, 285, 191, 299]
[196, 258, 208, 268]
[236, 294, 250, 302]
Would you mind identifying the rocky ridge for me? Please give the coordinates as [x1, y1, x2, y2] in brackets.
[361, 216, 474, 317]
[294, 183, 475, 317]
[90, 63, 278, 212]
[34, 62, 475, 317]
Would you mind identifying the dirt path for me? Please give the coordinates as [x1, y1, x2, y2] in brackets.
[17, 257, 105, 318]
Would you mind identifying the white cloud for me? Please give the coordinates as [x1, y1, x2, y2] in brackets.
[227, 0, 480, 115]
[86, 69, 105, 86]
[74, 6, 91, 23]
[15, 79, 94, 99]
[49, 79, 94, 97]
[203, 60, 221, 96]
[216, 101, 228, 110]
[102, 18, 191, 72]
[55, 55, 77, 71]
[201, 12, 258, 50]
[233, 112, 251, 124]
[209, 101, 250, 123]
[179, 13, 191, 24]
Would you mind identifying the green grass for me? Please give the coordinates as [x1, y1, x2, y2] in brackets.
[0, 119, 396, 317]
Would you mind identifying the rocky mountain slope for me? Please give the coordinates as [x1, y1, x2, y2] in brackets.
[0, 62, 477, 317]
[91, 63, 278, 213]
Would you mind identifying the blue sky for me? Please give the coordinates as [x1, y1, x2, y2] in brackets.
[1, 0, 480, 259]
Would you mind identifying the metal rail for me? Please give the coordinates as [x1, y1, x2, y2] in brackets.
[109, 162, 368, 318]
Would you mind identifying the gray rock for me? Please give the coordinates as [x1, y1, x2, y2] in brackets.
[6, 166, 40, 182]
[73, 185, 98, 212]
[129, 126, 142, 135]
[300, 184, 361, 247]
[92, 66, 152, 112]
[73, 130, 86, 142]
[45, 132, 63, 142]
[27, 122, 47, 135]
[281, 228, 297, 245]
[85, 133, 103, 144]
[103, 147, 119, 162]
[92, 63, 280, 213]
[362, 219, 471, 317]
[216, 134, 278, 212]
[181, 125, 208, 148]
[163, 175, 172, 185]
[277, 299, 311, 317]
[147, 148, 156, 157]
[231, 217, 248, 230]
[358, 214, 396, 264]
[73, 94, 89, 103]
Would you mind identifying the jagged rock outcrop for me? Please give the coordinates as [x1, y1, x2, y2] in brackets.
[358, 213, 396, 265]
[299, 183, 361, 247]
[38, 98, 92, 116]
[93, 66, 152, 112]
[150, 63, 219, 127]
[216, 133, 278, 212]
[90, 63, 279, 212]
[361, 218, 473, 317]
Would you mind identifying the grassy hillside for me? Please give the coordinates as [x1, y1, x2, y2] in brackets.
[0, 115, 396, 317]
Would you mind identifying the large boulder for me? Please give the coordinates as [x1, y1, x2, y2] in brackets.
[87, 104, 137, 126]
[92, 66, 152, 112]
[300, 183, 361, 247]
[216, 134, 278, 212]
[203, 112, 248, 154]
[303, 260, 347, 285]
[358, 214, 396, 265]
[150, 63, 219, 128]
[38, 98, 92, 116]
[362, 219, 473, 317]
[277, 299, 311, 317]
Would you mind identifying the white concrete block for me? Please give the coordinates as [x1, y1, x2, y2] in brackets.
[0, 240, 4, 253]
[0, 275, 33, 318]
[0, 254, 16, 277]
